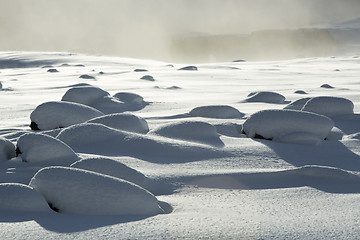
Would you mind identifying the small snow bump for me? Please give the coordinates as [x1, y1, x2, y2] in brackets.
[294, 90, 307, 94]
[47, 68, 59, 73]
[79, 74, 96, 80]
[140, 75, 155, 81]
[178, 66, 198, 71]
[134, 68, 148, 72]
[320, 84, 334, 89]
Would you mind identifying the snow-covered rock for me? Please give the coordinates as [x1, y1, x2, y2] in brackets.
[61, 86, 109, 106]
[30, 101, 104, 130]
[284, 97, 311, 110]
[29, 166, 164, 215]
[113, 92, 145, 105]
[150, 121, 224, 147]
[89, 96, 128, 114]
[16, 133, 78, 164]
[0, 183, 51, 213]
[87, 113, 149, 133]
[70, 157, 147, 188]
[0, 137, 15, 161]
[301, 96, 354, 117]
[245, 91, 286, 104]
[242, 109, 334, 144]
[189, 105, 244, 119]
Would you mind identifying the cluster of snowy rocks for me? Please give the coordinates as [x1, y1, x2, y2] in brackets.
[0, 86, 358, 215]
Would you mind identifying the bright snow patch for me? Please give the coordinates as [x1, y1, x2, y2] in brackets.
[29, 166, 164, 215]
[301, 96, 354, 117]
[87, 113, 149, 133]
[245, 91, 286, 104]
[189, 105, 244, 119]
[16, 133, 78, 164]
[0, 137, 15, 161]
[70, 157, 147, 188]
[61, 86, 109, 106]
[242, 109, 334, 144]
[0, 183, 51, 213]
[30, 101, 104, 130]
[150, 121, 224, 147]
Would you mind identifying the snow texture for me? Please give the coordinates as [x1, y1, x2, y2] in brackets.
[242, 109, 334, 143]
[29, 166, 164, 215]
[301, 96, 354, 117]
[0, 137, 15, 161]
[87, 113, 149, 133]
[30, 101, 104, 130]
[0, 183, 51, 213]
[189, 105, 244, 119]
[245, 91, 286, 104]
[16, 133, 78, 164]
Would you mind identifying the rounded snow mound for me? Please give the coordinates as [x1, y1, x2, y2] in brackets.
[292, 165, 358, 181]
[113, 92, 144, 105]
[0, 137, 15, 161]
[90, 96, 128, 114]
[16, 133, 78, 164]
[189, 105, 244, 119]
[284, 97, 311, 110]
[70, 157, 147, 188]
[29, 166, 164, 215]
[87, 113, 149, 133]
[245, 91, 286, 104]
[30, 101, 104, 130]
[242, 109, 334, 144]
[150, 121, 224, 147]
[214, 122, 243, 138]
[0, 183, 51, 212]
[61, 86, 109, 106]
[301, 96, 354, 117]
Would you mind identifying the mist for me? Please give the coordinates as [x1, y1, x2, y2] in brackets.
[1, 0, 360, 62]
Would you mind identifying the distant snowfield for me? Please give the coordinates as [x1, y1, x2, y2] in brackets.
[1, 51, 360, 239]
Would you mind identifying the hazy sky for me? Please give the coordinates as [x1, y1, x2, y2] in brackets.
[1, 0, 360, 60]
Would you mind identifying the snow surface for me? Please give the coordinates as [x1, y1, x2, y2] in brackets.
[29, 166, 164, 215]
[0, 51, 360, 239]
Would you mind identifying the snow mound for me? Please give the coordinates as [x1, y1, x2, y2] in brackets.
[90, 96, 128, 114]
[79, 74, 95, 80]
[150, 121, 224, 147]
[189, 105, 244, 119]
[0, 82, 2, 88]
[140, 75, 155, 81]
[47, 68, 58, 73]
[284, 97, 311, 110]
[320, 84, 335, 89]
[245, 91, 286, 104]
[0, 137, 15, 161]
[294, 90, 307, 94]
[179, 66, 198, 71]
[292, 165, 358, 181]
[214, 122, 243, 138]
[0, 183, 51, 213]
[29, 166, 164, 215]
[242, 109, 334, 143]
[113, 92, 145, 105]
[57, 123, 225, 161]
[30, 101, 104, 130]
[61, 86, 110, 106]
[16, 133, 78, 164]
[70, 157, 147, 188]
[301, 96, 354, 117]
[87, 113, 149, 133]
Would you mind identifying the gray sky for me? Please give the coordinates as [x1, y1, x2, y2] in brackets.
[1, 0, 360, 61]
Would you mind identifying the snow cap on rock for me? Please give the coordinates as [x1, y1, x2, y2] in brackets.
[301, 96, 354, 117]
[189, 105, 244, 119]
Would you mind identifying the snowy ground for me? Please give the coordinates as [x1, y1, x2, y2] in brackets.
[0, 51, 360, 239]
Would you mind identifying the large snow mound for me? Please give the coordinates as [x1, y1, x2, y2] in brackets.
[87, 113, 149, 133]
[150, 121, 224, 147]
[242, 109, 334, 144]
[70, 157, 147, 188]
[113, 92, 145, 105]
[56, 123, 226, 161]
[30, 101, 104, 130]
[245, 91, 286, 104]
[16, 133, 78, 164]
[61, 86, 110, 106]
[89, 96, 128, 114]
[29, 166, 164, 215]
[301, 96, 354, 117]
[284, 97, 311, 110]
[0, 137, 15, 161]
[0, 183, 51, 212]
[189, 105, 244, 119]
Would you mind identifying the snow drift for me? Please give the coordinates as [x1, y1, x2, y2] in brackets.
[29, 166, 164, 215]
[245, 91, 286, 104]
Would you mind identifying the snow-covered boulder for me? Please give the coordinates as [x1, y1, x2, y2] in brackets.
[245, 91, 286, 104]
[61, 86, 109, 106]
[301, 96, 354, 117]
[0, 137, 15, 161]
[16, 133, 78, 164]
[242, 109, 334, 144]
[284, 97, 311, 110]
[70, 157, 147, 188]
[89, 96, 128, 114]
[150, 121, 224, 147]
[30, 101, 104, 130]
[29, 166, 164, 215]
[189, 105, 244, 119]
[113, 92, 145, 105]
[0, 183, 51, 213]
[87, 113, 149, 133]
